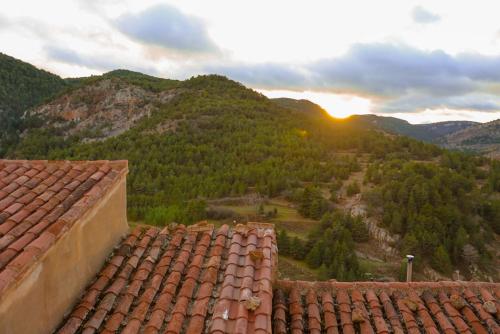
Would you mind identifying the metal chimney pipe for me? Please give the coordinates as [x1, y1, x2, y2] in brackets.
[406, 255, 414, 282]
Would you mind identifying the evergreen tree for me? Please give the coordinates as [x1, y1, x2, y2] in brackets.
[305, 242, 323, 268]
[432, 245, 453, 274]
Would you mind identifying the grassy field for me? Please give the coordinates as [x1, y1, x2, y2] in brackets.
[277, 255, 320, 281]
[212, 199, 319, 239]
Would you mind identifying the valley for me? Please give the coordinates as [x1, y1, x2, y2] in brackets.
[0, 53, 499, 282]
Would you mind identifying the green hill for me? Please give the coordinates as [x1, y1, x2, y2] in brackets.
[0, 53, 68, 155]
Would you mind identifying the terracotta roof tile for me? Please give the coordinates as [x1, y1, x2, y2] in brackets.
[56, 222, 277, 334]
[0, 159, 128, 297]
[274, 280, 500, 334]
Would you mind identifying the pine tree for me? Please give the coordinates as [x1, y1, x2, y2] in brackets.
[305, 243, 323, 268]
[277, 230, 290, 256]
[318, 264, 329, 280]
[432, 245, 452, 274]
[290, 237, 305, 260]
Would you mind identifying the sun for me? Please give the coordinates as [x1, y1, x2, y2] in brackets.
[258, 89, 372, 118]
[310, 92, 373, 119]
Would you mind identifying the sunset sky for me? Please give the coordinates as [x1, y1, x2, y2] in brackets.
[1, 0, 500, 123]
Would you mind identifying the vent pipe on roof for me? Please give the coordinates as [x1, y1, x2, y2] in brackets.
[406, 255, 414, 282]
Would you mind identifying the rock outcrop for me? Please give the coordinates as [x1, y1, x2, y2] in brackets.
[30, 78, 180, 141]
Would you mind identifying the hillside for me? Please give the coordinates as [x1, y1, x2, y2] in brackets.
[439, 119, 500, 158]
[345, 114, 435, 139]
[0, 53, 68, 155]
[418, 120, 479, 138]
[335, 114, 478, 141]
[2, 54, 499, 281]
[29, 73, 182, 141]
[271, 98, 328, 118]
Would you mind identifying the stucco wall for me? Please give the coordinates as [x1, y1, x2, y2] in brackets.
[0, 176, 128, 334]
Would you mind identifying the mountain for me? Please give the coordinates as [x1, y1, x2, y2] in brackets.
[0, 53, 68, 155]
[2, 53, 499, 281]
[0, 53, 67, 113]
[345, 114, 498, 156]
[328, 114, 478, 141]
[272, 98, 497, 156]
[272, 98, 479, 140]
[417, 121, 479, 138]
[439, 119, 500, 158]
[28, 70, 181, 141]
[345, 114, 435, 140]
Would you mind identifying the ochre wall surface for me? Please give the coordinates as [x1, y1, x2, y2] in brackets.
[0, 176, 128, 334]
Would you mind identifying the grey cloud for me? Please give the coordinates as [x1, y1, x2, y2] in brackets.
[309, 43, 474, 97]
[378, 93, 500, 113]
[455, 53, 500, 81]
[45, 45, 158, 75]
[207, 43, 500, 113]
[203, 63, 308, 91]
[0, 15, 51, 39]
[114, 4, 217, 53]
[0, 14, 9, 29]
[411, 6, 441, 24]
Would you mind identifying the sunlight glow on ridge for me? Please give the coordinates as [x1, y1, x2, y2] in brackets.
[258, 89, 372, 118]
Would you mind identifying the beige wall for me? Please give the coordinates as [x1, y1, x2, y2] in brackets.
[0, 176, 128, 334]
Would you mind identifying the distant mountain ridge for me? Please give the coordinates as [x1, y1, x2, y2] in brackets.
[439, 119, 500, 158]
[272, 98, 497, 156]
[418, 121, 479, 138]
[346, 114, 479, 141]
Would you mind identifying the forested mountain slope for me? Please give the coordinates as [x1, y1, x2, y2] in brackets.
[418, 120, 479, 138]
[439, 119, 500, 158]
[2, 53, 499, 281]
[0, 53, 68, 155]
[14, 74, 439, 215]
[344, 114, 479, 141]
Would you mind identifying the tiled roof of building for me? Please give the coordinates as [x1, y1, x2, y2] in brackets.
[0, 159, 127, 295]
[57, 222, 277, 334]
[273, 280, 500, 334]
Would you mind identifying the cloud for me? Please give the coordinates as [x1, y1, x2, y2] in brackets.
[45, 45, 158, 75]
[114, 4, 217, 53]
[0, 14, 9, 29]
[206, 43, 500, 113]
[203, 62, 308, 91]
[411, 6, 441, 24]
[309, 43, 474, 97]
[378, 92, 500, 113]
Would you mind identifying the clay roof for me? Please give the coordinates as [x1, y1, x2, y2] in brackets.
[0, 159, 127, 295]
[273, 280, 500, 334]
[56, 222, 277, 334]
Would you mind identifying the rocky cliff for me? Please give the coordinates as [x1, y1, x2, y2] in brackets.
[29, 78, 181, 141]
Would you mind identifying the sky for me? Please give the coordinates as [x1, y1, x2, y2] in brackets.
[1, 0, 500, 123]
